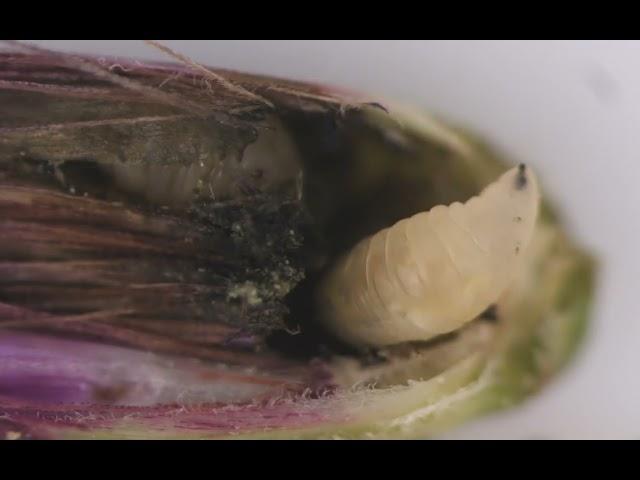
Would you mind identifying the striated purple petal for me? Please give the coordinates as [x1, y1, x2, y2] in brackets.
[0, 332, 307, 407]
[0, 333, 343, 439]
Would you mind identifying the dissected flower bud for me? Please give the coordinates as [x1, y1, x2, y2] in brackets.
[0, 43, 595, 440]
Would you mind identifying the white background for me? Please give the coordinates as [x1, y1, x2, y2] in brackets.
[28, 40, 640, 439]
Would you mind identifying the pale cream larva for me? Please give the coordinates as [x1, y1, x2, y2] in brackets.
[316, 165, 540, 348]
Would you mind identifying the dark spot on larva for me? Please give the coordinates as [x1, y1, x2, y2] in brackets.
[515, 245, 521, 254]
[514, 216, 522, 223]
[480, 304, 499, 323]
[515, 164, 528, 190]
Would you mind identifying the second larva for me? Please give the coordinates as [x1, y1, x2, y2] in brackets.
[316, 164, 540, 347]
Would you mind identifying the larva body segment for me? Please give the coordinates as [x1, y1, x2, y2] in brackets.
[316, 165, 540, 347]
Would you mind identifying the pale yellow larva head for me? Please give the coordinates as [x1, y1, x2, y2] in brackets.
[316, 164, 541, 348]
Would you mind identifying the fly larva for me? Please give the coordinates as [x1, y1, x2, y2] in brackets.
[104, 115, 301, 207]
[316, 164, 540, 347]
